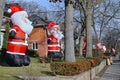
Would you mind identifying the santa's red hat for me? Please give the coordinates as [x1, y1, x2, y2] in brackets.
[8, 4, 24, 16]
[47, 22, 56, 29]
[96, 41, 102, 49]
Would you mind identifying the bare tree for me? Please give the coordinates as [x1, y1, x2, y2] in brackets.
[77, 0, 104, 57]
[19, 1, 65, 25]
[47, 1, 65, 23]
[77, 0, 93, 57]
[73, 0, 118, 57]
[92, 0, 120, 42]
[18, 1, 47, 22]
[0, 0, 5, 29]
[103, 28, 120, 51]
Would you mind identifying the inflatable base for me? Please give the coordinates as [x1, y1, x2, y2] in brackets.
[5, 53, 30, 66]
[48, 51, 64, 58]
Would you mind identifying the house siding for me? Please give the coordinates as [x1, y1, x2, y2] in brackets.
[28, 25, 48, 58]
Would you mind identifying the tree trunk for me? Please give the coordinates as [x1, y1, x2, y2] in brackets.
[86, 8, 93, 57]
[0, 0, 5, 29]
[64, 0, 75, 62]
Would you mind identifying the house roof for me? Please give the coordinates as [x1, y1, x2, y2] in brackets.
[29, 14, 48, 27]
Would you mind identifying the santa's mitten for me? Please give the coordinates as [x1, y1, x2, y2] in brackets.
[9, 30, 16, 38]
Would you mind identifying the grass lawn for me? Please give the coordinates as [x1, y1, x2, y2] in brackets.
[0, 57, 53, 80]
[0, 52, 85, 80]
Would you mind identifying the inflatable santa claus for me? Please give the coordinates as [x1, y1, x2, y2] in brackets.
[96, 41, 106, 53]
[5, 4, 33, 66]
[47, 22, 64, 59]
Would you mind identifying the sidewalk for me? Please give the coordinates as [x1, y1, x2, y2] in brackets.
[94, 55, 120, 80]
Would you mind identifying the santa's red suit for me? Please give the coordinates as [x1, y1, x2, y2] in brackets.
[7, 25, 27, 55]
[5, 4, 33, 66]
[47, 22, 64, 58]
[96, 41, 102, 49]
[101, 44, 106, 53]
[83, 38, 86, 57]
[48, 35, 60, 52]
[96, 41, 106, 53]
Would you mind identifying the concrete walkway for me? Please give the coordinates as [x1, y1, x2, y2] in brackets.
[94, 55, 120, 80]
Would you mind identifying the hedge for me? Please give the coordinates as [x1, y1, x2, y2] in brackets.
[50, 57, 102, 76]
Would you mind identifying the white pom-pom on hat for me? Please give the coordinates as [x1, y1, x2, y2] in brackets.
[8, 9, 12, 13]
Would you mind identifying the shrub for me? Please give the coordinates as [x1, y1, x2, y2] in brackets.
[27, 49, 38, 57]
[50, 57, 102, 76]
[0, 48, 7, 56]
[50, 60, 91, 76]
[86, 59, 95, 67]
[104, 52, 111, 56]
[79, 60, 91, 71]
[86, 57, 102, 67]
[51, 62, 83, 76]
[92, 49, 103, 57]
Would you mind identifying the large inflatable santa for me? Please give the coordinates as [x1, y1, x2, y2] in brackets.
[5, 4, 33, 66]
[47, 22, 64, 59]
[96, 41, 106, 53]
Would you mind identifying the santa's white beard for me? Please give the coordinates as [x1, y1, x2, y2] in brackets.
[49, 27, 64, 40]
[11, 11, 33, 34]
[53, 31, 64, 40]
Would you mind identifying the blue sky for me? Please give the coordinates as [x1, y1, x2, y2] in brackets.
[38, 0, 64, 10]
[6, 0, 64, 11]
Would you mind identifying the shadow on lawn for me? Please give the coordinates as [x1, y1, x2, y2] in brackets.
[0, 48, 9, 66]
[0, 55, 9, 66]
[40, 71, 55, 76]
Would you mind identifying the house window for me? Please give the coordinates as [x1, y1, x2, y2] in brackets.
[32, 42, 38, 50]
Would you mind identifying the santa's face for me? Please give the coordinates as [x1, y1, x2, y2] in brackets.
[11, 11, 33, 34]
[49, 26, 64, 40]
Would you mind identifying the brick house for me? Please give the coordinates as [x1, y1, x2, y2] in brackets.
[28, 18, 48, 58]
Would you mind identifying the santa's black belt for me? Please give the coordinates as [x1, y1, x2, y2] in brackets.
[10, 38, 25, 40]
[49, 42, 58, 44]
